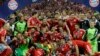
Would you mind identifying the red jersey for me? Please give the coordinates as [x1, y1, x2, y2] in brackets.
[0, 28, 6, 43]
[72, 40, 92, 53]
[52, 31, 62, 41]
[66, 17, 79, 36]
[32, 49, 44, 56]
[43, 32, 51, 41]
[47, 19, 52, 26]
[0, 19, 5, 28]
[28, 17, 41, 28]
[58, 44, 70, 54]
[73, 29, 85, 40]
[52, 19, 59, 26]
[57, 43, 75, 56]
[33, 31, 40, 42]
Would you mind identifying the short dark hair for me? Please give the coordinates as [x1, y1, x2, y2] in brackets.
[89, 20, 95, 24]
[75, 23, 80, 26]
[32, 12, 37, 16]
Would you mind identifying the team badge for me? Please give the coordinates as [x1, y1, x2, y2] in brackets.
[8, 0, 18, 10]
[89, 0, 99, 7]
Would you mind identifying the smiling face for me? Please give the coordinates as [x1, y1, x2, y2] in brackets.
[89, 21, 95, 28]
[75, 24, 80, 30]
[17, 33, 22, 39]
[24, 31, 28, 37]
[3, 23, 10, 30]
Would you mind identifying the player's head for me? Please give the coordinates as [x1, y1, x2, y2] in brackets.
[63, 31, 67, 37]
[80, 14, 85, 20]
[75, 23, 80, 30]
[16, 33, 22, 39]
[10, 14, 16, 19]
[86, 13, 92, 19]
[67, 40, 73, 45]
[40, 12, 45, 16]
[42, 18, 47, 23]
[32, 12, 38, 17]
[89, 21, 95, 28]
[54, 13, 59, 19]
[92, 16, 96, 20]
[62, 10, 67, 16]
[24, 31, 29, 37]
[20, 16, 25, 22]
[18, 12, 23, 18]
[3, 22, 10, 30]
[70, 14, 75, 17]
[60, 39, 66, 45]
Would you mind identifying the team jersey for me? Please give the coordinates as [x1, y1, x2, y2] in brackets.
[47, 19, 52, 26]
[33, 31, 40, 42]
[27, 17, 41, 28]
[43, 32, 51, 41]
[32, 49, 44, 56]
[72, 40, 92, 54]
[0, 19, 5, 28]
[86, 28, 98, 41]
[0, 28, 6, 43]
[57, 42, 76, 56]
[66, 17, 79, 36]
[0, 28, 7, 54]
[73, 29, 85, 40]
[86, 28, 98, 53]
[14, 21, 27, 36]
[57, 43, 70, 55]
[52, 19, 59, 26]
[15, 37, 30, 56]
[52, 31, 62, 41]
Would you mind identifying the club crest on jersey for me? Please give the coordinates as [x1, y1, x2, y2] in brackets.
[89, 0, 99, 7]
[8, 0, 18, 10]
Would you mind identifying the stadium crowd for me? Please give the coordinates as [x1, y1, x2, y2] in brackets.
[0, 0, 100, 56]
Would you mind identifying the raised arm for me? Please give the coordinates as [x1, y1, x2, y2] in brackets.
[64, 22, 71, 36]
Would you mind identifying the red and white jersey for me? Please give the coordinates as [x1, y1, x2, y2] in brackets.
[58, 44, 70, 54]
[33, 31, 40, 42]
[52, 31, 62, 41]
[33, 49, 44, 56]
[73, 29, 85, 40]
[52, 19, 59, 26]
[47, 19, 52, 26]
[72, 40, 92, 54]
[57, 43, 74, 56]
[66, 17, 79, 36]
[0, 28, 7, 43]
[0, 18, 6, 28]
[27, 17, 42, 28]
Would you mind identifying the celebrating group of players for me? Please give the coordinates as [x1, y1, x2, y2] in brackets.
[0, 0, 100, 56]
[0, 10, 100, 56]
